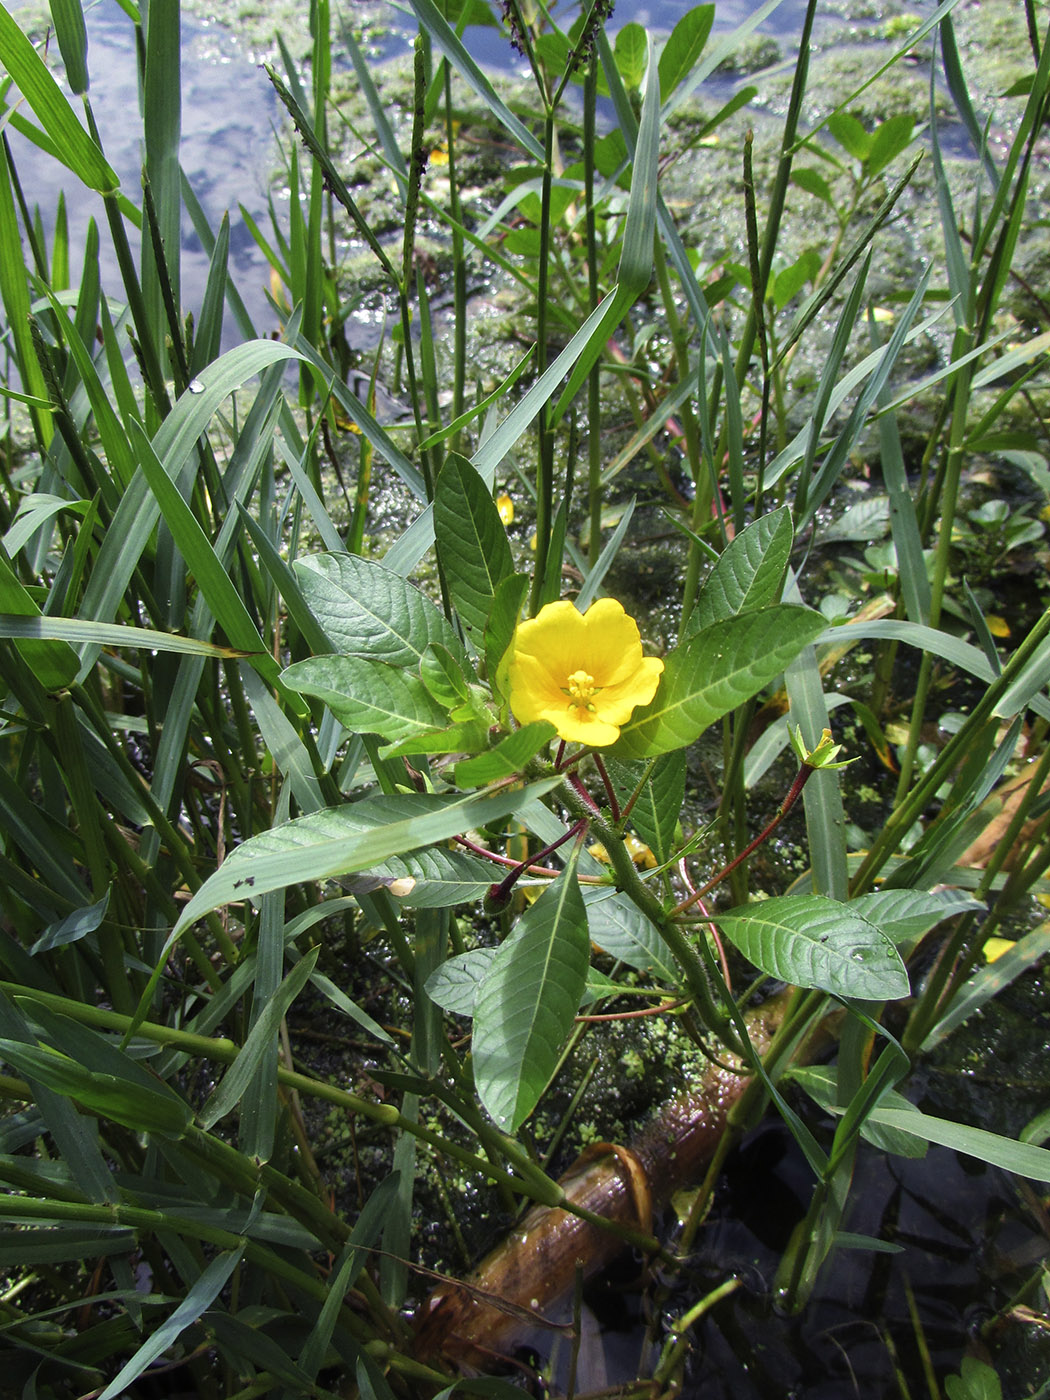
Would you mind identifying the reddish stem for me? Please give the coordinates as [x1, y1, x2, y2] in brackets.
[568, 771, 600, 812]
[592, 753, 621, 822]
[576, 996, 690, 1024]
[678, 858, 732, 991]
[672, 762, 817, 917]
[488, 817, 589, 907]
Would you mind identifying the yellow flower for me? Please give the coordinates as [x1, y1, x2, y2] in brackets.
[506, 598, 663, 746]
[496, 492, 514, 526]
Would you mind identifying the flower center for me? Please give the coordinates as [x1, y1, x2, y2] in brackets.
[565, 669, 598, 711]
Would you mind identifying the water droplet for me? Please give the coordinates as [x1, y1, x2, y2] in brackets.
[188, 378, 205, 394]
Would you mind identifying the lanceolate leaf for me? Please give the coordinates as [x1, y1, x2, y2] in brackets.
[425, 947, 499, 1016]
[687, 505, 794, 635]
[368, 847, 497, 908]
[419, 643, 472, 708]
[849, 889, 984, 946]
[293, 552, 468, 668]
[614, 606, 826, 758]
[472, 860, 590, 1131]
[380, 719, 491, 761]
[716, 895, 910, 1000]
[453, 722, 556, 788]
[167, 778, 561, 940]
[434, 453, 513, 649]
[606, 753, 686, 866]
[0, 1039, 192, 1137]
[282, 653, 449, 743]
[583, 886, 678, 980]
[658, 4, 714, 101]
[485, 572, 529, 691]
[0, 6, 118, 192]
[199, 949, 319, 1132]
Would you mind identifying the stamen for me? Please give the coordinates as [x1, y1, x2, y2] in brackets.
[565, 669, 599, 712]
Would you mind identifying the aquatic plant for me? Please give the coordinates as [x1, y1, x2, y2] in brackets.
[0, 0, 1049, 1397]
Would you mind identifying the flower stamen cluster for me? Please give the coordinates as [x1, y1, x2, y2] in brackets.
[566, 669, 598, 709]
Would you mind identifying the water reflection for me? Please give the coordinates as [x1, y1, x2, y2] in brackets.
[6, 4, 280, 347]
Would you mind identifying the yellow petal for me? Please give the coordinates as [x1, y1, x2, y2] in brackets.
[507, 598, 663, 746]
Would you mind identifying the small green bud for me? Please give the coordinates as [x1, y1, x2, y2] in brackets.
[788, 724, 855, 771]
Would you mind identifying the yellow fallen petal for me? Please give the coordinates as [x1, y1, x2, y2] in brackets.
[624, 835, 657, 869]
[983, 937, 1016, 963]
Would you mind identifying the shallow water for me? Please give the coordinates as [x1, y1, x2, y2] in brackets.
[5, 0, 940, 355]
[6, 3, 281, 347]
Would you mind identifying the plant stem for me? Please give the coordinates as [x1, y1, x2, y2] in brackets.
[675, 761, 817, 915]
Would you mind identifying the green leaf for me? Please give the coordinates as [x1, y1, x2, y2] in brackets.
[771, 250, 821, 311]
[0, 6, 117, 192]
[98, 1248, 246, 1400]
[380, 719, 491, 761]
[434, 453, 513, 649]
[0, 1039, 192, 1137]
[827, 111, 871, 162]
[406, 0, 544, 161]
[79, 341, 304, 643]
[944, 1358, 1003, 1400]
[687, 506, 794, 635]
[618, 32, 659, 299]
[485, 572, 528, 693]
[131, 420, 282, 686]
[424, 947, 499, 1016]
[921, 921, 1050, 1052]
[29, 892, 109, 954]
[866, 1102, 1050, 1183]
[866, 114, 916, 178]
[0, 614, 246, 659]
[420, 643, 472, 708]
[282, 654, 450, 743]
[369, 848, 497, 909]
[299, 1174, 406, 1382]
[615, 22, 648, 89]
[0, 552, 79, 690]
[614, 752, 686, 867]
[849, 889, 983, 947]
[293, 552, 467, 668]
[48, 0, 90, 96]
[453, 722, 556, 788]
[472, 859, 590, 1130]
[583, 886, 678, 980]
[716, 895, 910, 1000]
[817, 618, 1050, 723]
[167, 779, 561, 941]
[658, 5, 714, 101]
[199, 948, 318, 1133]
[614, 606, 827, 758]
[791, 166, 834, 205]
[791, 1066, 927, 1159]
